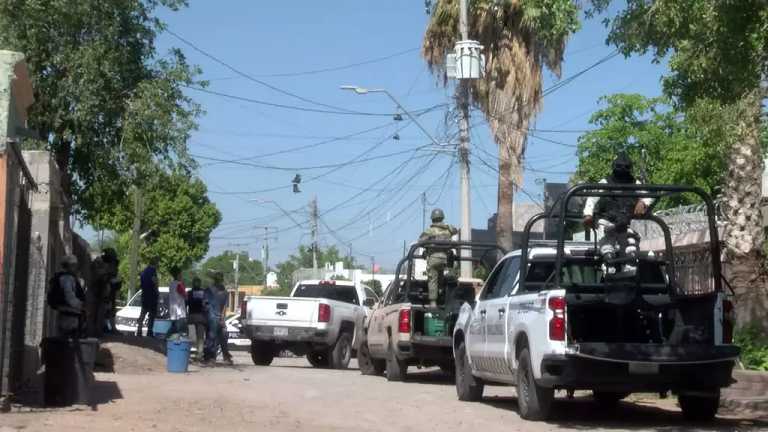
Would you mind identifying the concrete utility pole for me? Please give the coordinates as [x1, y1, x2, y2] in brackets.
[310, 197, 319, 274]
[421, 192, 427, 231]
[263, 227, 270, 278]
[128, 188, 143, 300]
[457, 0, 473, 278]
[232, 252, 240, 313]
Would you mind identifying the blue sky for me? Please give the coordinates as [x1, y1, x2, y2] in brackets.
[138, 1, 669, 270]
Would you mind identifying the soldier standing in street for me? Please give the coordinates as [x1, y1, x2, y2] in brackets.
[418, 208, 458, 308]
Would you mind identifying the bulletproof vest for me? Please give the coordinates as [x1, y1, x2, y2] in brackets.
[48, 271, 85, 309]
[595, 174, 636, 228]
[422, 223, 455, 255]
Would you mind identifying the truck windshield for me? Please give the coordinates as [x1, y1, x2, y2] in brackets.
[293, 284, 359, 305]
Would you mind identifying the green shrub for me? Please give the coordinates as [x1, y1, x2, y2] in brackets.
[734, 324, 768, 371]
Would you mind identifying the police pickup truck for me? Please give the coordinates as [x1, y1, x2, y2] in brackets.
[357, 242, 502, 380]
[241, 280, 378, 369]
[452, 184, 739, 422]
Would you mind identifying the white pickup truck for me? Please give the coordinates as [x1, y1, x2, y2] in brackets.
[453, 184, 740, 422]
[242, 280, 378, 369]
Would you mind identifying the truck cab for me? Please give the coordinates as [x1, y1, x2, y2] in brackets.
[453, 183, 739, 422]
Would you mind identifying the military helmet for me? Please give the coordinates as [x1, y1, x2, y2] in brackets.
[430, 208, 445, 222]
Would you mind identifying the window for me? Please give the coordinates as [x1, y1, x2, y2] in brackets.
[293, 284, 359, 305]
[498, 257, 521, 297]
[481, 257, 519, 300]
[364, 287, 379, 302]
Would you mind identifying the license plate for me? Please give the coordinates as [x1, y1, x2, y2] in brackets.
[273, 327, 289, 336]
[228, 332, 240, 339]
[629, 362, 659, 375]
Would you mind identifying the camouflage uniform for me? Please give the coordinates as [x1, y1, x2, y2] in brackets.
[419, 221, 458, 305]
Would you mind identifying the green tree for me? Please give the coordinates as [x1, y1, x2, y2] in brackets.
[199, 250, 264, 287]
[273, 245, 358, 291]
[423, 0, 580, 250]
[589, 0, 768, 328]
[574, 94, 731, 207]
[101, 171, 221, 276]
[0, 0, 202, 223]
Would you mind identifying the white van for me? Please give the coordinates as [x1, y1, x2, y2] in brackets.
[115, 287, 172, 336]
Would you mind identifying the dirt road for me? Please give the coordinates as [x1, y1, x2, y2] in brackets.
[2, 354, 766, 432]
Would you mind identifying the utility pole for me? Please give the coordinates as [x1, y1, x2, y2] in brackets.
[421, 192, 427, 231]
[263, 227, 270, 282]
[310, 197, 319, 274]
[457, 0, 474, 278]
[232, 252, 240, 314]
[128, 188, 143, 300]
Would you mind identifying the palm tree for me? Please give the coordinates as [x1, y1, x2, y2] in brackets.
[422, 0, 579, 250]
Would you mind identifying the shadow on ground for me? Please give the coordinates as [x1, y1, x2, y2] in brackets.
[479, 395, 768, 431]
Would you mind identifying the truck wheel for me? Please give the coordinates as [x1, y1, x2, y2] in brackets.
[679, 391, 720, 421]
[358, 339, 385, 376]
[250, 341, 275, 366]
[307, 351, 330, 368]
[385, 341, 407, 382]
[592, 391, 629, 407]
[516, 348, 553, 421]
[330, 332, 353, 369]
[455, 340, 483, 401]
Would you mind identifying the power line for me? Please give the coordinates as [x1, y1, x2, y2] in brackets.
[214, 47, 420, 79]
[167, 28, 377, 115]
[200, 104, 445, 167]
[184, 86, 404, 117]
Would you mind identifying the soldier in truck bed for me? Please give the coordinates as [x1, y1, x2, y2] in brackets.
[419, 208, 459, 307]
[583, 152, 654, 278]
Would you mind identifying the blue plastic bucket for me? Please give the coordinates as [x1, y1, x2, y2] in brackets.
[166, 339, 191, 373]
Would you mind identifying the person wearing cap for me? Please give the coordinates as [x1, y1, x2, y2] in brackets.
[136, 257, 160, 337]
[583, 152, 654, 278]
[52, 255, 86, 337]
[203, 271, 233, 365]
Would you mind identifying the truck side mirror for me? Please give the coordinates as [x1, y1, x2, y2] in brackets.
[363, 298, 376, 308]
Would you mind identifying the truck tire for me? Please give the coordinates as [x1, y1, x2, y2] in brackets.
[516, 348, 553, 421]
[385, 341, 407, 382]
[455, 340, 483, 401]
[329, 332, 353, 369]
[679, 391, 720, 421]
[592, 391, 629, 407]
[358, 338, 385, 376]
[307, 351, 330, 368]
[250, 341, 275, 366]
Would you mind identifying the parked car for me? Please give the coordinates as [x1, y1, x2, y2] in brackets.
[241, 280, 377, 368]
[452, 183, 739, 422]
[115, 287, 172, 336]
[357, 241, 502, 380]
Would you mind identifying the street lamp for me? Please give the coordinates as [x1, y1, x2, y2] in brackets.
[340, 85, 443, 148]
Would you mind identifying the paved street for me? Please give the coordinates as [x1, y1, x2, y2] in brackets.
[2, 353, 766, 432]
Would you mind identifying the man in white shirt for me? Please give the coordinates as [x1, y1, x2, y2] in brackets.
[583, 152, 653, 277]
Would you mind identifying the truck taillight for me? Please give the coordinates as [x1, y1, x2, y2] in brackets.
[548, 296, 566, 341]
[318, 303, 331, 323]
[722, 299, 734, 344]
[240, 300, 247, 320]
[398, 308, 411, 333]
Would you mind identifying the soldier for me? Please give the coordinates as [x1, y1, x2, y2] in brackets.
[48, 255, 86, 338]
[419, 208, 459, 307]
[87, 248, 119, 337]
[583, 152, 653, 278]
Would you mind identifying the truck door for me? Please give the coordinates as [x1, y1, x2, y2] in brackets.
[469, 257, 511, 373]
[484, 256, 520, 377]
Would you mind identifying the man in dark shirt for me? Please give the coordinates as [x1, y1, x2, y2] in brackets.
[187, 276, 207, 360]
[136, 257, 159, 337]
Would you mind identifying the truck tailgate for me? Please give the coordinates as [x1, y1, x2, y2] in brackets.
[571, 343, 740, 363]
[248, 296, 319, 326]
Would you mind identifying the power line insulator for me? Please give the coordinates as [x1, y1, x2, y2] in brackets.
[393, 113, 404, 121]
